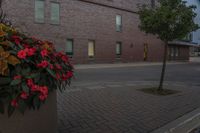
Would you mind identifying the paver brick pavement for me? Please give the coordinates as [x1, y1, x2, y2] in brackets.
[57, 82, 200, 133]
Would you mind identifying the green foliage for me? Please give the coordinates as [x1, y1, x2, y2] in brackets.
[138, 0, 199, 42]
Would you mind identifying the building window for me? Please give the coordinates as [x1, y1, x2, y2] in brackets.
[66, 39, 73, 56]
[175, 47, 179, 57]
[88, 40, 95, 58]
[170, 46, 179, 57]
[50, 2, 60, 24]
[35, 0, 45, 23]
[116, 15, 122, 32]
[116, 42, 122, 57]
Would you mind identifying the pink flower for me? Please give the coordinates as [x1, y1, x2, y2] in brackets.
[40, 49, 48, 58]
[13, 75, 22, 80]
[17, 50, 27, 59]
[11, 99, 18, 107]
[37, 60, 49, 68]
[20, 92, 29, 99]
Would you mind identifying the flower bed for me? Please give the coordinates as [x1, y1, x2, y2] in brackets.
[0, 23, 73, 116]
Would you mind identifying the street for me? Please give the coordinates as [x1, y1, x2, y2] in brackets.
[74, 62, 200, 86]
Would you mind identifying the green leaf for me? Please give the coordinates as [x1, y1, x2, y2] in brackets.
[10, 79, 21, 86]
[0, 100, 5, 114]
[22, 82, 29, 93]
[21, 68, 31, 76]
[7, 104, 15, 117]
[46, 68, 56, 77]
[25, 73, 40, 79]
[33, 96, 40, 110]
[18, 100, 27, 114]
[0, 77, 11, 85]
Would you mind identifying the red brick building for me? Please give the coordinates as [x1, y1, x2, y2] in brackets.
[2, 0, 189, 64]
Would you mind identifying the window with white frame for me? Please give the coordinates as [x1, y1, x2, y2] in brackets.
[116, 15, 122, 32]
[66, 39, 73, 56]
[50, 2, 60, 24]
[116, 42, 122, 57]
[35, 0, 45, 23]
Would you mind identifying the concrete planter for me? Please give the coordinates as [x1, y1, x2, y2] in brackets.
[0, 91, 57, 133]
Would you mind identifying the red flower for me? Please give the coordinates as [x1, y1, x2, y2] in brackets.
[62, 71, 73, 80]
[12, 35, 21, 45]
[55, 64, 62, 70]
[27, 79, 34, 87]
[20, 92, 29, 99]
[39, 86, 48, 95]
[56, 51, 64, 57]
[31, 84, 39, 92]
[56, 73, 61, 79]
[40, 49, 48, 58]
[62, 74, 68, 81]
[11, 99, 18, 107]
[27, 48, 36, 56]
[39, 94, 48, 101]
[17, 50, 27, 59]
[23, 44, 30, 48]
[61, 55, 69, 63]
[66, 71, 73, 78]
[13, 75, 22, 80]
[37, 60, 49, 68]
[50, 64, 54, 69]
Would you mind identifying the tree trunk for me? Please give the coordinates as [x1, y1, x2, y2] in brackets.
[158, 42, 168, 91]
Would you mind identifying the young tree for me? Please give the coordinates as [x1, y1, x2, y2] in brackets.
[138, 0, 199, 91]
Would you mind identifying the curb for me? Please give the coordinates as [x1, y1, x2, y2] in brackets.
[151, 107, 200, 133]
[74, 62, 187, 70]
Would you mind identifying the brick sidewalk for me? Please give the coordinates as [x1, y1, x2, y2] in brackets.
[57, 82, 200, 133]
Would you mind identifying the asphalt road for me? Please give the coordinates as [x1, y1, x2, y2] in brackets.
[73, 62, 200, 86]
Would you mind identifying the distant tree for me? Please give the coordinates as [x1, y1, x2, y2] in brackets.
[138, 0, 199, 91]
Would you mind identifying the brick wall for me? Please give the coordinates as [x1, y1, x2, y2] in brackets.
[2, 0, 165, 64]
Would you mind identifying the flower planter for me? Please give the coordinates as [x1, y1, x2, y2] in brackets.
[0, 91, 57, 133]
[0, 23, 73, 133]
